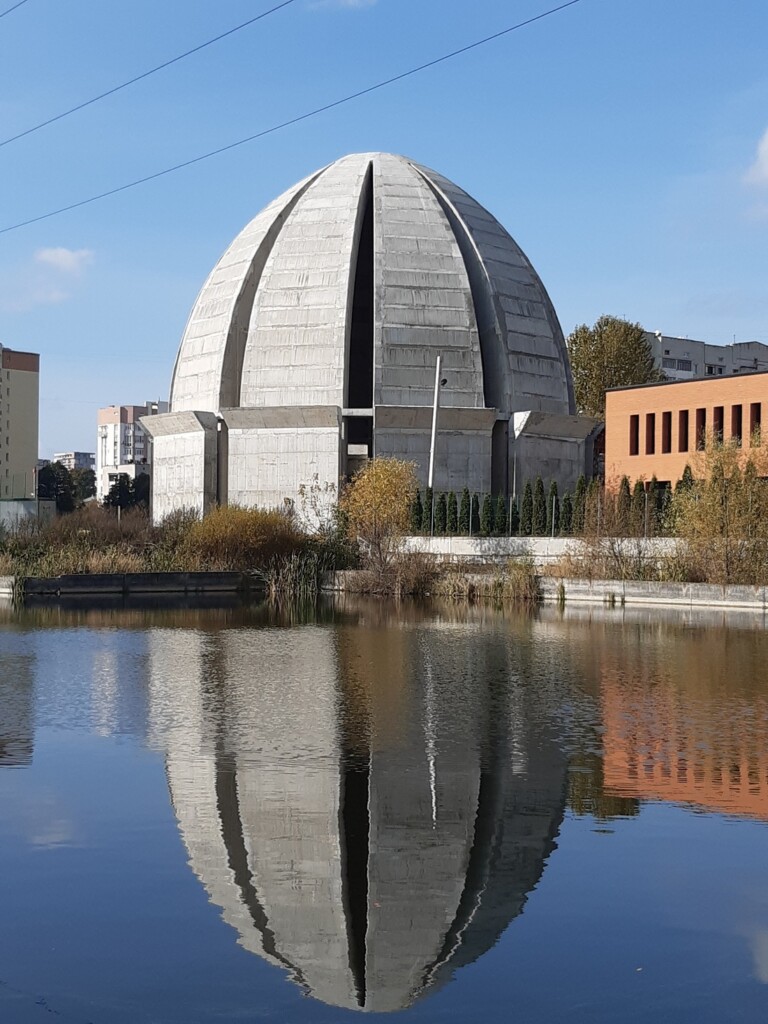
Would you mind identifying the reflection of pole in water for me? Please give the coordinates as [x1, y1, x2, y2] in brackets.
[422, 641, 438, 829]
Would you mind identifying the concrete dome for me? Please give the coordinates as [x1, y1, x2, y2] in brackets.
[144, 154, 597, 521]
[170, 152, 574, 418]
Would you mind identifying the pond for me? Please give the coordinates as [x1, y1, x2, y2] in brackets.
[0, 598, 767, 1023]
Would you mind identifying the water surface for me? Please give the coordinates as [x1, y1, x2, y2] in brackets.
[1, 599, 767, 1023]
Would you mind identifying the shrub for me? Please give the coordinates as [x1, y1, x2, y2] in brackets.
[546, 481, 559, 537]
[494, 493, 507, 536]
[181, 505, 307, 571]
[410, 489, 423, 534]
[446, 492, 458, 534]
[434, 493, 447, 535]
[519, 482, 533, 535]
[470, 494, 480, 535]
[421, 486, 433, 534]
[480, 493, 494, 536]
[560, 491, 573, 535]
[509, 496, 520, 536]
[341, 457, 417, 570]
[458, 488, 471, 534]
[573, 474, 587, 534]
[533, 477, 547, 536]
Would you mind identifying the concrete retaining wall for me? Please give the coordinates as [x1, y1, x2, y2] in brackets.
[401, 535, 679, 566]
[20, 572, 257, 598]
[321, 569, 768, 613]
[540, 578, 768, 611]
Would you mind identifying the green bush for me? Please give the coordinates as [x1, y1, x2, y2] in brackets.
[459, 487, 471, 535]
[446, 492, 458, 534]
[435, 493, 447, 535]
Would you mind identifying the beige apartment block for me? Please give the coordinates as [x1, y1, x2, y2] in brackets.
[96, 400, 168, 500]
[0, 345, 39, 500]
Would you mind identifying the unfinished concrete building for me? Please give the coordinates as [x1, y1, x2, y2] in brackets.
[143, 153, 600, 520]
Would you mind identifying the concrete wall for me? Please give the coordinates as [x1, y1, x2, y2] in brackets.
[141, 411, 218, 522]
[401, 535, 678, 566]
[511, 433, 589, 494]
[540, 577, 768, 611]
[375, 406, 496, 494]
[0, 498, 55, 529]
[224, 407, 341, 514]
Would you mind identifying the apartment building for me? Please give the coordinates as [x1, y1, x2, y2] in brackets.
[96, 400, 168, 501]
[605, 371, 768, 487]
[647, 332, 768, 381]
[0, 344, 40, 500]
[52, 451, 95, 472]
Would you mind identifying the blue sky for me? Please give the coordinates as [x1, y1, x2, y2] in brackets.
[1, 0, 767, 455]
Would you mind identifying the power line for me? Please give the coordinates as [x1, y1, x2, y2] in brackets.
[0, 0, 583, 236]
[0, 0, 31, 19]
[0, 0, 298, 149]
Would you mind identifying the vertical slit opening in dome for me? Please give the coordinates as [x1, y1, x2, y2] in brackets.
[347, 164, 375, 414]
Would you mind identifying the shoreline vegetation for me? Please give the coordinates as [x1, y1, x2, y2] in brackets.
[3, 441, 768, 603]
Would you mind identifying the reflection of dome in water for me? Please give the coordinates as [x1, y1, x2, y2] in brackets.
[152, 622, 566, 1012]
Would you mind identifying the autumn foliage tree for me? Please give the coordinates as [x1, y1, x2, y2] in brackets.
[567, 315, 663, 417]
[670, 440, 768, 584]
[340, 458, 417, 570]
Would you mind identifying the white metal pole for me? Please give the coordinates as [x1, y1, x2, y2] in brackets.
[428, 354, 442, 491]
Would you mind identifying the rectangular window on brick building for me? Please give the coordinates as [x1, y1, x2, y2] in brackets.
[629, 414, 639, 456]
[661, 411, 672, 453]
[645, 413, 656, 455]
[731, 404, 743, 447]
[713, 405, 724, 441]
[696, 408, 706, 450]
[750, 403, 761, 446]
[678, 409, 689, 452]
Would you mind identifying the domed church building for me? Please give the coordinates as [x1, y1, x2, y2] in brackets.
[142, 153, 601, 520]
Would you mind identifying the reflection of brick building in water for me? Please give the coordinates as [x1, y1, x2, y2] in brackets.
[601, 672, 768, 822]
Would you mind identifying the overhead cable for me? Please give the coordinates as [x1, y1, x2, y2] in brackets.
[0, 0, 298, 149]
[0, 0, 583, 235]
[0, 0, 31, 19]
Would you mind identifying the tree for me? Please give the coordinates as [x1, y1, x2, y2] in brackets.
[675, 464, 694, 494]
[567, 315, 663, 417]
[519, 482, 533, 535]
[494, 493, 507, 536]
[38, 461, 75, 513]
[560, 491, 573, 535]
[629, 479, 646, 536]
[533, 477, 547, 535]
[133, 472, 150, 508]
[421, 486, 433, 534]
[470, 494, 480, 535]
[70, 467, 96, 504]
[459, 487, 471, 534]
[572, 474, 587, 534]
[103, 473, 133, 510]
[509, 496, 519, 536]
[340, 458, 417, 569]
[546, 481, 559, 537]
[670, 442, 768, 584]
[434, 493, 447, 535]
[410, 489, 423, 533]
[446, 491, 458, 534]
[647, 475, 659, 535]
[480, 493, 494, 536]
[616, 476, 632, 534]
